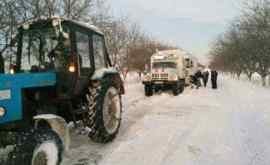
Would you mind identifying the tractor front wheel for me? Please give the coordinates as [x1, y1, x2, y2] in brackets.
[8, 128, 63, 165]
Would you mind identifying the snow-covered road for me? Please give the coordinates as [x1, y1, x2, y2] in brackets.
[62, 75, 270, 165]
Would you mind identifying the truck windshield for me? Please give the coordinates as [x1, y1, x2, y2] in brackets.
[153, 62, 176, 69]
[19, 28, 71, 72]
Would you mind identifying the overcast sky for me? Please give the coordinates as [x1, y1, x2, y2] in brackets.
[109, 0, 245, 63]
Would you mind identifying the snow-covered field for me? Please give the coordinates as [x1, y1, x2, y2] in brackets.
[62, 74, 270, 165]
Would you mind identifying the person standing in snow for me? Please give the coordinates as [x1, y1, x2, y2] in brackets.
[194, 70, 203, 89]
[211, 70, 218, 89]
[202, 68, 209, 87]
[190, 75, 197, 89]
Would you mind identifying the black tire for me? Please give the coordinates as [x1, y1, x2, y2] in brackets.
[144, 84, 153, 96]
[154, 86, 159, 93]
[172, 82, 180, 96]
[173, 81, 185, 96]
[85, 79, 122, 143]
[8, 128, 63, 165]
[179, 84, 184, 94]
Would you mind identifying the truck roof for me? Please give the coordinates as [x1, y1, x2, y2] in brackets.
[152, 49, 187, 60]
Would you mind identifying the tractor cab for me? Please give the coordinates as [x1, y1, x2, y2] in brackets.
[2, 17, 110, 96]
[0, 17, 124, 165]
[6, 18, 72, 75]
[0, 18, 123, 165]
[0, 17, 113, 126]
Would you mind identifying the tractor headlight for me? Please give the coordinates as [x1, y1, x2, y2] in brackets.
[0, 107, 6, 117]
[68, 63, 76, 73]
[9, 68, 15, 74]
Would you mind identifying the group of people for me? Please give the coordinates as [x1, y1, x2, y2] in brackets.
[191, 68, 218, 89]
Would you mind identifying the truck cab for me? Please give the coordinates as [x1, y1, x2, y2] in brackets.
[143, 49, 186, 96]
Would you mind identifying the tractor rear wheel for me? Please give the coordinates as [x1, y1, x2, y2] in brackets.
[85, 79, 122, 143]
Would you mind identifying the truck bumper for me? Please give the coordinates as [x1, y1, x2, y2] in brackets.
[152, 81, 177, 85]
[142, 81, 152, 85]
[144, 81, 178, 85]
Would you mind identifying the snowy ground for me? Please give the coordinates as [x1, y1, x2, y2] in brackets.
[62, 74, 270, 165]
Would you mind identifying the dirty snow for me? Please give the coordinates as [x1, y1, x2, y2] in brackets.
[34, 114, 63, 120]
[0, 145, 14, 163]
[62, 73, 270, 165]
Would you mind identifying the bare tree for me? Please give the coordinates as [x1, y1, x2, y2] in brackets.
[210, 0, 270, 86]
[0, 0, 101, 71]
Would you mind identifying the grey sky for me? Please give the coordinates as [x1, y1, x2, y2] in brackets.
[109, 0, 245, 63]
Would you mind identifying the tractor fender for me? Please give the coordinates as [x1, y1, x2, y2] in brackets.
[91, 68, 125, 94]
[91, 67, 118, 80]
[33, 114, 70, 152]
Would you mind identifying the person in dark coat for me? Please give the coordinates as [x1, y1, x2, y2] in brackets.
[194, 70, 203, 89]
[211, 70, 218, 89]
[202, 70, 209, 87]
[190, 75, 197, 89]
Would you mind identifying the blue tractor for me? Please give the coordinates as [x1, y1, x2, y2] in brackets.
[0, 17, 124, 165]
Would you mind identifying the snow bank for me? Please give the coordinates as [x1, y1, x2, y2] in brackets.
[32, 141, 59, 165]
[62, 73, 270, 165]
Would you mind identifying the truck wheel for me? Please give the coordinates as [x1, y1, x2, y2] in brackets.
[85, 80, 122, 143]
[172, 82, 181, 96]
[144, 84, 153, 96]
[179, 84, 185, 94]
[8, 129, 63, 165]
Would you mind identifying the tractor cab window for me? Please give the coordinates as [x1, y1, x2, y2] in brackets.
[19, 28, 71, 73]
[76, 31, 91, 75]
[4, 52, 16, 74]
[93, 34, 106, 69]
[1, 41, 18, 74]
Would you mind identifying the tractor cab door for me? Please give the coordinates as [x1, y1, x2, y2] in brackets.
[73, 28, 110, 97]
[92, 33, 109, 69]
[73, 30, 94, 96]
